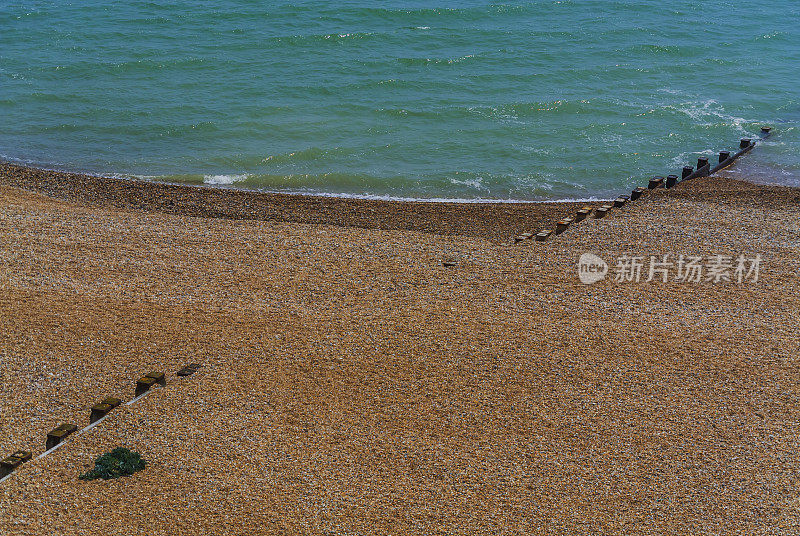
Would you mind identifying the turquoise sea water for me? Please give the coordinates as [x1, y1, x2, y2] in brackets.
[0, 1, 798, 201]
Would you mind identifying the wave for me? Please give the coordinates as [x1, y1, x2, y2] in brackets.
[120, 169, 602, 203]
[203, 174, 247, 185]
[271, 31, 379, 46]
[312, 4, 533, 22]
[397, 54, 480, 67]
[375, 99, 618, 122]
[660, 99, 756, 132]
[619, 44, 694, 56]
[261, 146, 363, 165]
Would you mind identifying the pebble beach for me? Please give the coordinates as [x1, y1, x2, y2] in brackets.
[1, 163, 800, 534]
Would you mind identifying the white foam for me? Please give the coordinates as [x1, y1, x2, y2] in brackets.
[666, 99, 754, 134]
[275, 189, 609, 203]
[448, 176, 485, 189]
[203, 174, 247, 185]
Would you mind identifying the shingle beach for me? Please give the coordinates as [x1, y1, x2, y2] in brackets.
[1, 163, 799, 534]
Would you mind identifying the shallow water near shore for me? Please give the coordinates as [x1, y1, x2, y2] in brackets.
[0, 1, 798, 200]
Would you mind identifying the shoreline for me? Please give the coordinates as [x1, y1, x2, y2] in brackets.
[0, 160, 591, 240]
[1, 157, 604, 204]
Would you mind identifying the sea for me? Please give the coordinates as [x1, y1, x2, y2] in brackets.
[1, 1, 798, 201]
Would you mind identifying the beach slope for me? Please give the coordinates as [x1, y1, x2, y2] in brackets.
[1, 169, 799, 534]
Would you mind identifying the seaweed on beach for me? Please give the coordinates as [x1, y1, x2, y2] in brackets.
[79, 447, 146, 481]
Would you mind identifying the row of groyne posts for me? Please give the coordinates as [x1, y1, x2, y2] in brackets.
[0, 363, 202, 482]
[508, 127, 773, 245]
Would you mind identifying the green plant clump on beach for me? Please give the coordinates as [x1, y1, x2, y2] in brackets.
[79, 447, 146, 480]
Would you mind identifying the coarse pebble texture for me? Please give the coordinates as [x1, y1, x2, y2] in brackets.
[1, 167, 800, 535]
